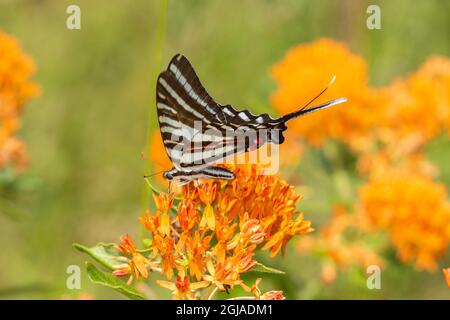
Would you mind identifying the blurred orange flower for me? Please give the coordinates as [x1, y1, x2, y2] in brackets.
[297, 205, 383, 284]
[147, 130, 172, 186]
[271, 38, 375, 150]
[443, 268, 450, 287]
[0, 30, 39, 170]
[357, 141, 438, 179]
[372, 56, 450, 145]
[249, 278, 286, 300]
[157, 272, 209, 300]
[358, 174, 450, 271]
[405, 56, 450, 137]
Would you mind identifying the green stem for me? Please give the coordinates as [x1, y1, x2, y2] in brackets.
[139, 0, 168, 246]
[206, 287, 218, 300]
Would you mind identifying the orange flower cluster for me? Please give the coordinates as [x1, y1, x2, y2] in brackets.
[374, 56, 450, 143]
[0, 30, 39, 170]
[275, 39, 450, 275]
[358, 174, 450, 271]
[356, 139, 438, 179]
[297, 205, 383, 284]
[357, 56, 450, 180]
[112, 164, 311, 299]
[271, 39, 450, 153]
[271, 38, 375, 149]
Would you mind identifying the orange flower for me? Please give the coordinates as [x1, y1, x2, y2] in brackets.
[157, 272, 209, 300]
[136, 163, 309, 298]
[148, 130, 173, 185]
[297, 205, 383, 283]
[261, 290, 285, 300]
[185, 231, 212, 281]
[320, 262, 337, 285]
[152, 234, 176, 280]
[357, 144, 438, 179]
[214, 214, 237, 263]
[0, 30, 39, 170]
[369, 55, 450, 147]
[113, 234, 157, 285]
[358, 173, 450, 271]
[443, 268, 450, 288]
[249, 278, 285, 300]
[199, 181, 218, 230]
[271, 38, 374, 149]
[139, 209, 159, 233]
[271, 41, 450, 154]
[151, 193, 174, 236]
[202, 255, 250, 292]
[263, 212, 313, 257]
[0, 138, 28, 169]
[153, 192, 174, 213]
[228, 218, 265, 250]
[178, 200, 198, 231]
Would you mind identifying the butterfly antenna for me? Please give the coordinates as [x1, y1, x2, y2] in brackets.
[140, 151, 171, 179]
[143, 170, 166, 179]
[301, 75, 336, 111]
[280, 75, 347, 122]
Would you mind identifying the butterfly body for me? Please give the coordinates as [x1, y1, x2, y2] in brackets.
[156, 54, 347, 183]
[163, 166, 235, 184]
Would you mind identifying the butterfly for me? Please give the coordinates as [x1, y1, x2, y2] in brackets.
[156, 54, 347, 184]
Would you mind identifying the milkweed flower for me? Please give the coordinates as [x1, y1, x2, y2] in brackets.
[358, 174, 450, 271]
[271, 41, 450, 175]
[157, 271, 209, 300]
[116, 163, 311, 299]
[356, 138, 438, 179]
[112, 234, 159, 285]
[271, 38, 375, 150]
[248, 278, 285, 300]
[372, 58, 450, 145]
[297, 205, 383, 284]
[0, 30, 39, 170]
[399, 56, 450, 138]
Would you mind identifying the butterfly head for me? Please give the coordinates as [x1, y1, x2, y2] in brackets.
[163, 168, 177, 181]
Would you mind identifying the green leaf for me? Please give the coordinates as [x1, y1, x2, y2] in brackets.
[251, 262, 285, 275]
[85, 262, 147, 300]
[73, 243, 123, 270]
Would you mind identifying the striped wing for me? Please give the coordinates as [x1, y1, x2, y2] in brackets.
[156, 54, 280, 171]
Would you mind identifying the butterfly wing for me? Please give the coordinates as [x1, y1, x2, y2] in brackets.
[156, 54, 289, 171]
[156, 54, 240, 171]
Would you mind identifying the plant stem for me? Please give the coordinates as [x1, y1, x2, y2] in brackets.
[139, 0, 168, 247]
[206, 287, 218, 300]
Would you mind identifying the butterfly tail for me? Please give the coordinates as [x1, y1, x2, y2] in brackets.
[279, 97, 347, 123]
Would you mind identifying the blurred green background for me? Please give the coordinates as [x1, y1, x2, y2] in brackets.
[0, 0, 449, 299]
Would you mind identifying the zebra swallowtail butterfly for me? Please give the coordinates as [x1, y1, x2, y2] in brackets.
[156, 54, 347, 184]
